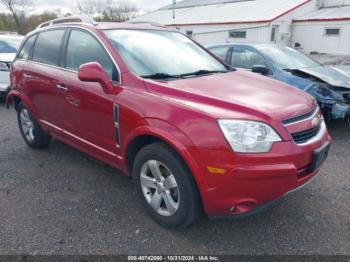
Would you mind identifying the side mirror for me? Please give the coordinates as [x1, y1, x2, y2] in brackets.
[252, 65, 270, 75]
[78, 62, 114, 94]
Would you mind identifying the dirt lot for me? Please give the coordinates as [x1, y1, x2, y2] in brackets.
[0, 103, 349, 255]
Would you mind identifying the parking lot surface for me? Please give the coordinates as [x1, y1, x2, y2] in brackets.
[0, 103, 349, 255]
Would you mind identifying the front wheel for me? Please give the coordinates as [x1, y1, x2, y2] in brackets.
[17, 102, 51, 149]
[133, 142, 202, 229]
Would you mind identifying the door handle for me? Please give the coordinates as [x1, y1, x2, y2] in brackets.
[23, 73, 32, 80]
[56, 83, 68, 93]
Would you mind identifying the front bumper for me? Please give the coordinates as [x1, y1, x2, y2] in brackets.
[0, 83, 10, 94]
[197, 122, 332, 216]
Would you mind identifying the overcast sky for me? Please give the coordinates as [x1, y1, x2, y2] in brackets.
[31, 0, 173, 14]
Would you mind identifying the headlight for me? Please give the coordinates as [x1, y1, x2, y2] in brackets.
[218, 120, 282, 153]
[0, 62, 9, 71]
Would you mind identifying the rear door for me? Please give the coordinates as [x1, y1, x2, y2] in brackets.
[56, 28, 119, 156]
[22, 29, 66, 129]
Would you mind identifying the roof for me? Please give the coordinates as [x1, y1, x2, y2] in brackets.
[131, 0, 313, 26]
[160, 0, 253, 10]
[207, 43, 278, 48]
[294, 6, 350, 22]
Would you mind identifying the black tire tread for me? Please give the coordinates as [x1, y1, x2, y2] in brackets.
[133, 141, 203, 229]
[17, 102, 51, 149]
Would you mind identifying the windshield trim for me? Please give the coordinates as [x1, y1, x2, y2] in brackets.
[103, 28, 234, 80]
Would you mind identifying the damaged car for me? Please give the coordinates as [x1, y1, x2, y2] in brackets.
[0, 33, 23, 100]
[208, 44, 350, 121]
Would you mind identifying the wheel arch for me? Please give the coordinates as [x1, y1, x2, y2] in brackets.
[124, 123, 207, 200]
[6, 91, 37, 116]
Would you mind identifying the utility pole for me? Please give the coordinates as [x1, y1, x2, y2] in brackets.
[172, 0, 176, 19]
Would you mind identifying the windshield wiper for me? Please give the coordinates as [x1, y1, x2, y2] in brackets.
[141, 73, 182, 80]
[180, 69, 231, 77]
[141, 69, 232, 80]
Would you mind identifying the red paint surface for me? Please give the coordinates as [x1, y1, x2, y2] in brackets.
[8, 23, 331, 216]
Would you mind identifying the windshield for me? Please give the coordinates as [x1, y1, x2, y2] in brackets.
[104, 29, 228, 79]
[257, 46, 319, 70]
[0, 37, 22, 53]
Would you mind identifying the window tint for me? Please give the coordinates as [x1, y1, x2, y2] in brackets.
[32, 30, 65, 66]
[18, 35, 36, 59]
[210, 46, 230, 61]
[231, 47, 268, 70]
[66, 30, 118, 81]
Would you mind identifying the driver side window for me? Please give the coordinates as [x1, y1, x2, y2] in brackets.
[65, 29, 119, 82]
[231, 47, 268, 70]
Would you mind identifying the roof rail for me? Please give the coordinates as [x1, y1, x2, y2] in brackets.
[128, 21, 166, 28]
[36, 15, 97, 29]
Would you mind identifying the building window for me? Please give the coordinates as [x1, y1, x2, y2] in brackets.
[229, 30, 246, 39]
[271, 25, 279, 42]
[325, 28, 340, 36]
[185, 30, 193, 38]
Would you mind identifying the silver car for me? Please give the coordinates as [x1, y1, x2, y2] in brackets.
[0, 33, 23, 100]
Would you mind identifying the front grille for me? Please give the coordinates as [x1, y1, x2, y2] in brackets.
[282, 107, 317, 125]
[291, 125, 321, 144]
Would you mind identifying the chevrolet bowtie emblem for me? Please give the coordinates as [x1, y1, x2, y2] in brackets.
[312, 116, 321, 127]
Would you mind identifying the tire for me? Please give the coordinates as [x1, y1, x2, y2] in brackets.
[133, 142, 202, 229]
[17, 102, 51, 149]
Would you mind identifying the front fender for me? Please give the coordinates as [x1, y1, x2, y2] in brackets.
[123, 118, 209, 193]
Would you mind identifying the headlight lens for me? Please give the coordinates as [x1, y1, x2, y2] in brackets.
[0, 62, 9, 71]
[218, 120, 282, 153]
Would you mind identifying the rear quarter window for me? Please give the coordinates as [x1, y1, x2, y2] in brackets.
[32, 30, 65, 66]
[17, 35, 37, 60]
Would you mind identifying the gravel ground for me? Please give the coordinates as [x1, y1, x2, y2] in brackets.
[0, 103, 349, 255]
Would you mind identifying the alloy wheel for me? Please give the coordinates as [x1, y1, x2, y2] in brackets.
[140, 160, 180, 217]
[20, 108, 35, 142]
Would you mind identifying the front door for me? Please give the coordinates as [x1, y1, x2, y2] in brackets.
[56, 29, 120, 160]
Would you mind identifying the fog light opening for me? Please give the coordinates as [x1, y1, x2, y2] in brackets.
[230, 200, 257, 215]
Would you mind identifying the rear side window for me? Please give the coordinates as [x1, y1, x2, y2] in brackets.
[210, 46, 230, 62]
[65, 30, 118, 82]
[32, 30, 65, 66]
[18, 35, 36, 60]
[231, 47, 268, 69]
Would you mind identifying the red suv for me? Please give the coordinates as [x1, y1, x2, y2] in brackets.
[7, 18, 331, 228]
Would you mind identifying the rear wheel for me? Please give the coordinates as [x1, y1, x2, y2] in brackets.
[17, 102, 51, 148]
[133, 142, 202, 229]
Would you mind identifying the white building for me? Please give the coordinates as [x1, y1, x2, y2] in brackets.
[131, 0, 350, 54]
[292, 2, 350, 54]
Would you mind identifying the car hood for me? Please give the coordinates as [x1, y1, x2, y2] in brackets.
[0, 53, 16, 62]
[145, 70, 314, 121]
[296, 66, 350, 88]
